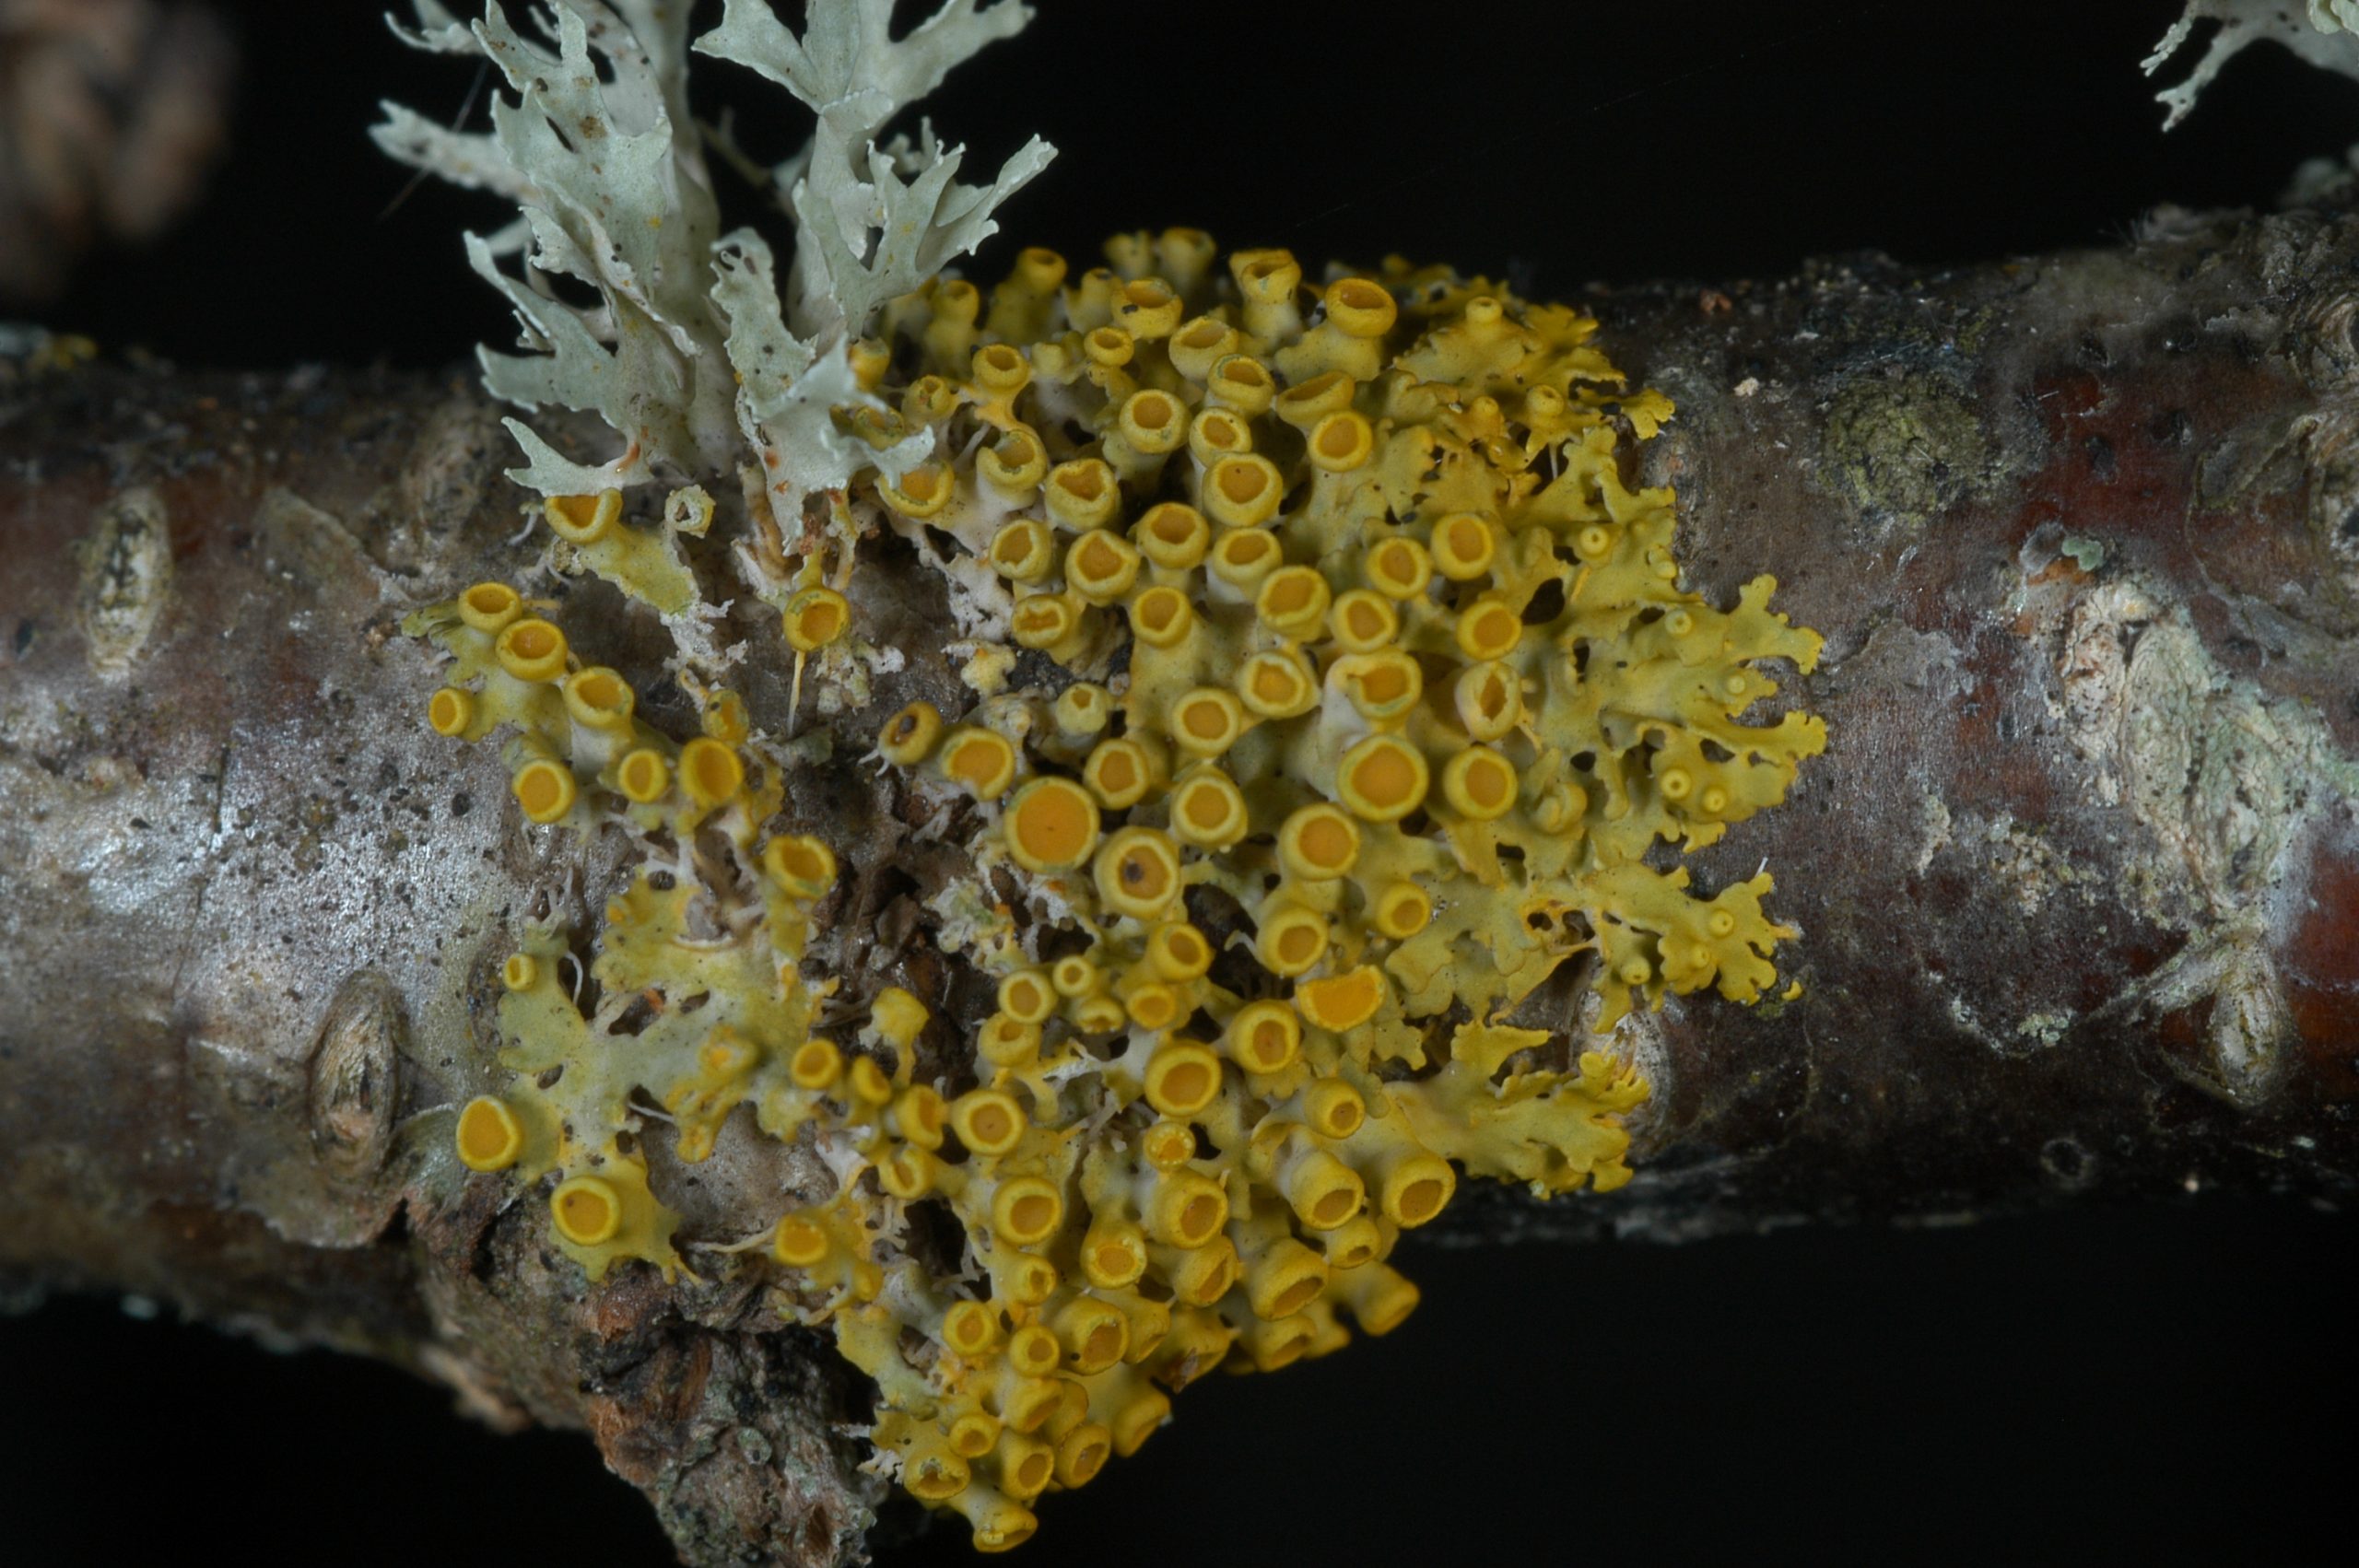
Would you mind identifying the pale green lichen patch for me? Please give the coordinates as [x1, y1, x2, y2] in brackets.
[1821, 374, 1992, 536]
[2047, 573, 2359, 1103]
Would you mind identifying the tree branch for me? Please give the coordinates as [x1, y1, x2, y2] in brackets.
[4, 193, 2356, 1562]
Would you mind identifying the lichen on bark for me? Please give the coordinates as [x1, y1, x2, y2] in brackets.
[6, 184, 2359, 1560]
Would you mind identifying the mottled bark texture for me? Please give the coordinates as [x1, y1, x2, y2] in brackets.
[5, 196, 2357, 1564]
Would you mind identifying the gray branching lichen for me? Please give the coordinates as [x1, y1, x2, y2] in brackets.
[373, 0, 1050, 513]
[2147, 0, 2359, 128]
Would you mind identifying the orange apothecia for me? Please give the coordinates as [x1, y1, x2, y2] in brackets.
[409, 228, 1821, 1553]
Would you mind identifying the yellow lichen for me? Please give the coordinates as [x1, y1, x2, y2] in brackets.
[538, 489, 700, 617]
[839, 230, 1815, 1542]
[409, 228, 1820, 1552]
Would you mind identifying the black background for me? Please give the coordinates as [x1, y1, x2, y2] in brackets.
[6, 3, 2355, 1564]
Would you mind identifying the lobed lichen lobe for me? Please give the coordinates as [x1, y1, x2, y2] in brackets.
[410, 228, 1823, 1550]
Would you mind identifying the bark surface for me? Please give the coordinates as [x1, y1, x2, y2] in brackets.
[4, 197, 2356, 1562]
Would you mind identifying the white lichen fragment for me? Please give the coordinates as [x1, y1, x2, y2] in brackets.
[694, 0, 1052, 338]
[2147, 1, 2359, 128]
[1914, 793, 1954, 874]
